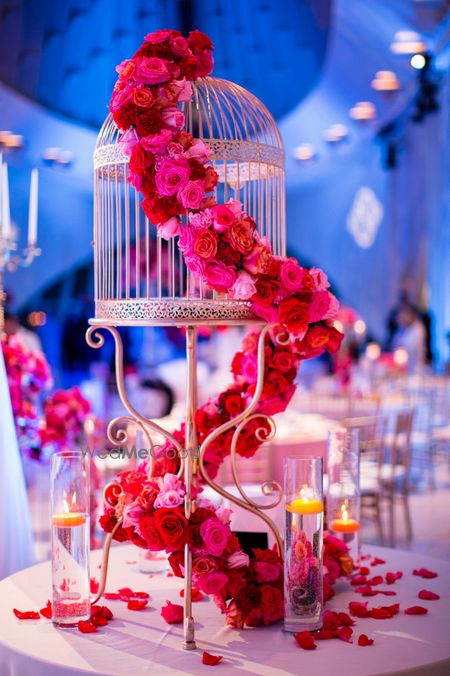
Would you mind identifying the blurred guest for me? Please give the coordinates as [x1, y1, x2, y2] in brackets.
[3, 310, 42, 352]
[392, 304, 427, 373]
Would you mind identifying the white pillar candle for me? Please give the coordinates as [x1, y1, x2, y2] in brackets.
[1, 162, 11, 241]
[28, 168, 38, 247]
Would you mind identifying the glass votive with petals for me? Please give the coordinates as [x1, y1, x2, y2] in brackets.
[283, 457, 324, 632]
[327, 429, 360, 561]
[51, 451, 90, 626]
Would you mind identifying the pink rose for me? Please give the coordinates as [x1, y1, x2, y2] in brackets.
[185, 138, 212, 164]
[254, 561, 282, 583]
[178, 227, 195, 256]
[243, 245, 272, 275]
[231, 270, 257, 300]
[280, 258, 304, 293]
[185, 255, 206, 278]
[161, 106, 185, 129]
[170, 78, 193, 102]
[226, 199, 243, 218]
[155, 159, 190, 196]
[210, 205, 236, 232]
[178, 179, 206, 209]
[160, 601, 183, 624]
[194, 571, 228, 595]
[154, 490, 184, 509]
[310, 267, 330, 290]
[189, 209, 213, 229]
[134, 57, 171, 84]
[309, 290, 331, 323]
[170, 36, 190, 56]
[166, 141, 185, 158]
[324, 292, 339, 320]
[117, 128, 139, 157]
[215, 507, 232, 525]
[110, 83, 132, 112]
[200, 517, 230, 556]
[228, 551, 250, 569]
[158, 217, 182, 240]
[204, 262, 237, 293]
[141, 129, 172, 154]
[251, 303, 278, 323]
[121, 501, 145, 528]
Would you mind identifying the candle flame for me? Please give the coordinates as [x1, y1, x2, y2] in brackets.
[341, 503, 348, 521]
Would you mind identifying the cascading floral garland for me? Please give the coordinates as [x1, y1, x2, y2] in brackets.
[100, 28, 346, 627]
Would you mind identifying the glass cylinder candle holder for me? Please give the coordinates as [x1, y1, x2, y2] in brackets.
[50, 451, 90, 626]
[327, 428, 360, 561]
[283, 457, 324, 633]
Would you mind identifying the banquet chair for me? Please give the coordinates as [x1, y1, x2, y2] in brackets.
[343, 415, 387, 544]
[359, 411, 414, 547]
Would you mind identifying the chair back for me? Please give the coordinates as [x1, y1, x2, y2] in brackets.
[343, 415, 387, 463]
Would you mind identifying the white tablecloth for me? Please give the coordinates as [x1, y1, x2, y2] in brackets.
[0, 545, 449, 675]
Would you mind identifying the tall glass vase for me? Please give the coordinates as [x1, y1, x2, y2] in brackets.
[50, 451, 90, 626]
[327, 429, 360, 561]
[283, 457, 324, 633]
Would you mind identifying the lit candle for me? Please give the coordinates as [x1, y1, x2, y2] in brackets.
[52, 497, 86, 528]
[330, 502, 360, 533]
[286, 488, 324, 515]
[28, 168, 38, 247]
[1, 161, 11, 240]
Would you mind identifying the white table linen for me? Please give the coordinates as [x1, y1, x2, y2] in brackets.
[0, 544, 449, 675]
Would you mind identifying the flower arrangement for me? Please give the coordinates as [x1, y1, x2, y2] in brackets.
[40, 386, 92, 450]
[100, 27, 347, 626]
[1, 334, 52, 448]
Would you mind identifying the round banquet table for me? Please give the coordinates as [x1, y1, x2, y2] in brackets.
[0, 545, 449, 676]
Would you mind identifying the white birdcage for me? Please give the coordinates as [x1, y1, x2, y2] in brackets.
[92, 76, 285, 326]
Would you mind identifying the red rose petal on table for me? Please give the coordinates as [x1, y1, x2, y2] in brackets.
[354, 586, 379, 596]
[117, 587, 134, 597]
[160, 601, 183, 624]
[405, 606, 428, 615]
[371, 557, 386, 566]
[77, 620, 97, 633]
[13, 608, 40, 620]
[349, 601, 370, 618]
[294, 631, 317, 650]
[366, 576, 383, 586]
[91, 615, 108, 627]
[358, 634, 374, 647]
[378, 590, 397, 596]
[336, 612, 355, 626]
[370, 608, 393, 619]
[180, 588, 204, 602]
[91, 605, 113, 621]
[90, 578, 99, 594]
[360, 554, 372, 560]
[385, 571, 403, 585]
[132, 592, 150, 599]
[103, 593, 121, 600]
[418, 590, 440, 601]
[314, 630, 335, 640]
[334, 626, 353, 643]
[202, 652, 223, 666]
[39, 601, 52, 619]
[413, 568, 438, 579]
[351, 575, 368, 586]
[127, 599, 148, 611]
[359, 566, 370, 575]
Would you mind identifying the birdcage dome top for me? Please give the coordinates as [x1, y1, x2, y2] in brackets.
[94, 77, 284, 178]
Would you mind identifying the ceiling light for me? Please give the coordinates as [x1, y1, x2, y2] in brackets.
[371, 71, 400, 91]
[390, 31, 425, 55]
[349, 102, 376, 121]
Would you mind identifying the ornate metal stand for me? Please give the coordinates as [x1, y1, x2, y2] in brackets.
[86, 322, 284, 649]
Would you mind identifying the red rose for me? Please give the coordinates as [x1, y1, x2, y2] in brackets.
[193, 228, 218, 259]
[99, 514, 129, 543]
[278, 297, 310, 335]
[229, 220, 255, 255]
[204, 166, 219, 191]
[137, 515, 165, 550]
[129, 145, 152, 174]
[253, 548, 281, 564]
[113, 101, 139, 131]
[218, 389, 245, 416]
[127, 527, 148, 550]
[194, 48, 214, 77]
[118, 470, 147, 497]
[134, 108, 163, 136]
[326, 325, 344, 352]
[188, 30, 214, 51]
[142, 195, 184, 224]
[270, 350, 294, 372]
[263, 370, 289, 397]
[235, 584, 262, 613]
[260, 585, 283, 611]
[192, 555, 218, 576]
[132, 86, 154, 108]
[217, 241, 241, 266]
[154, 508, 187, 549]
[252, 276, 279, 307]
